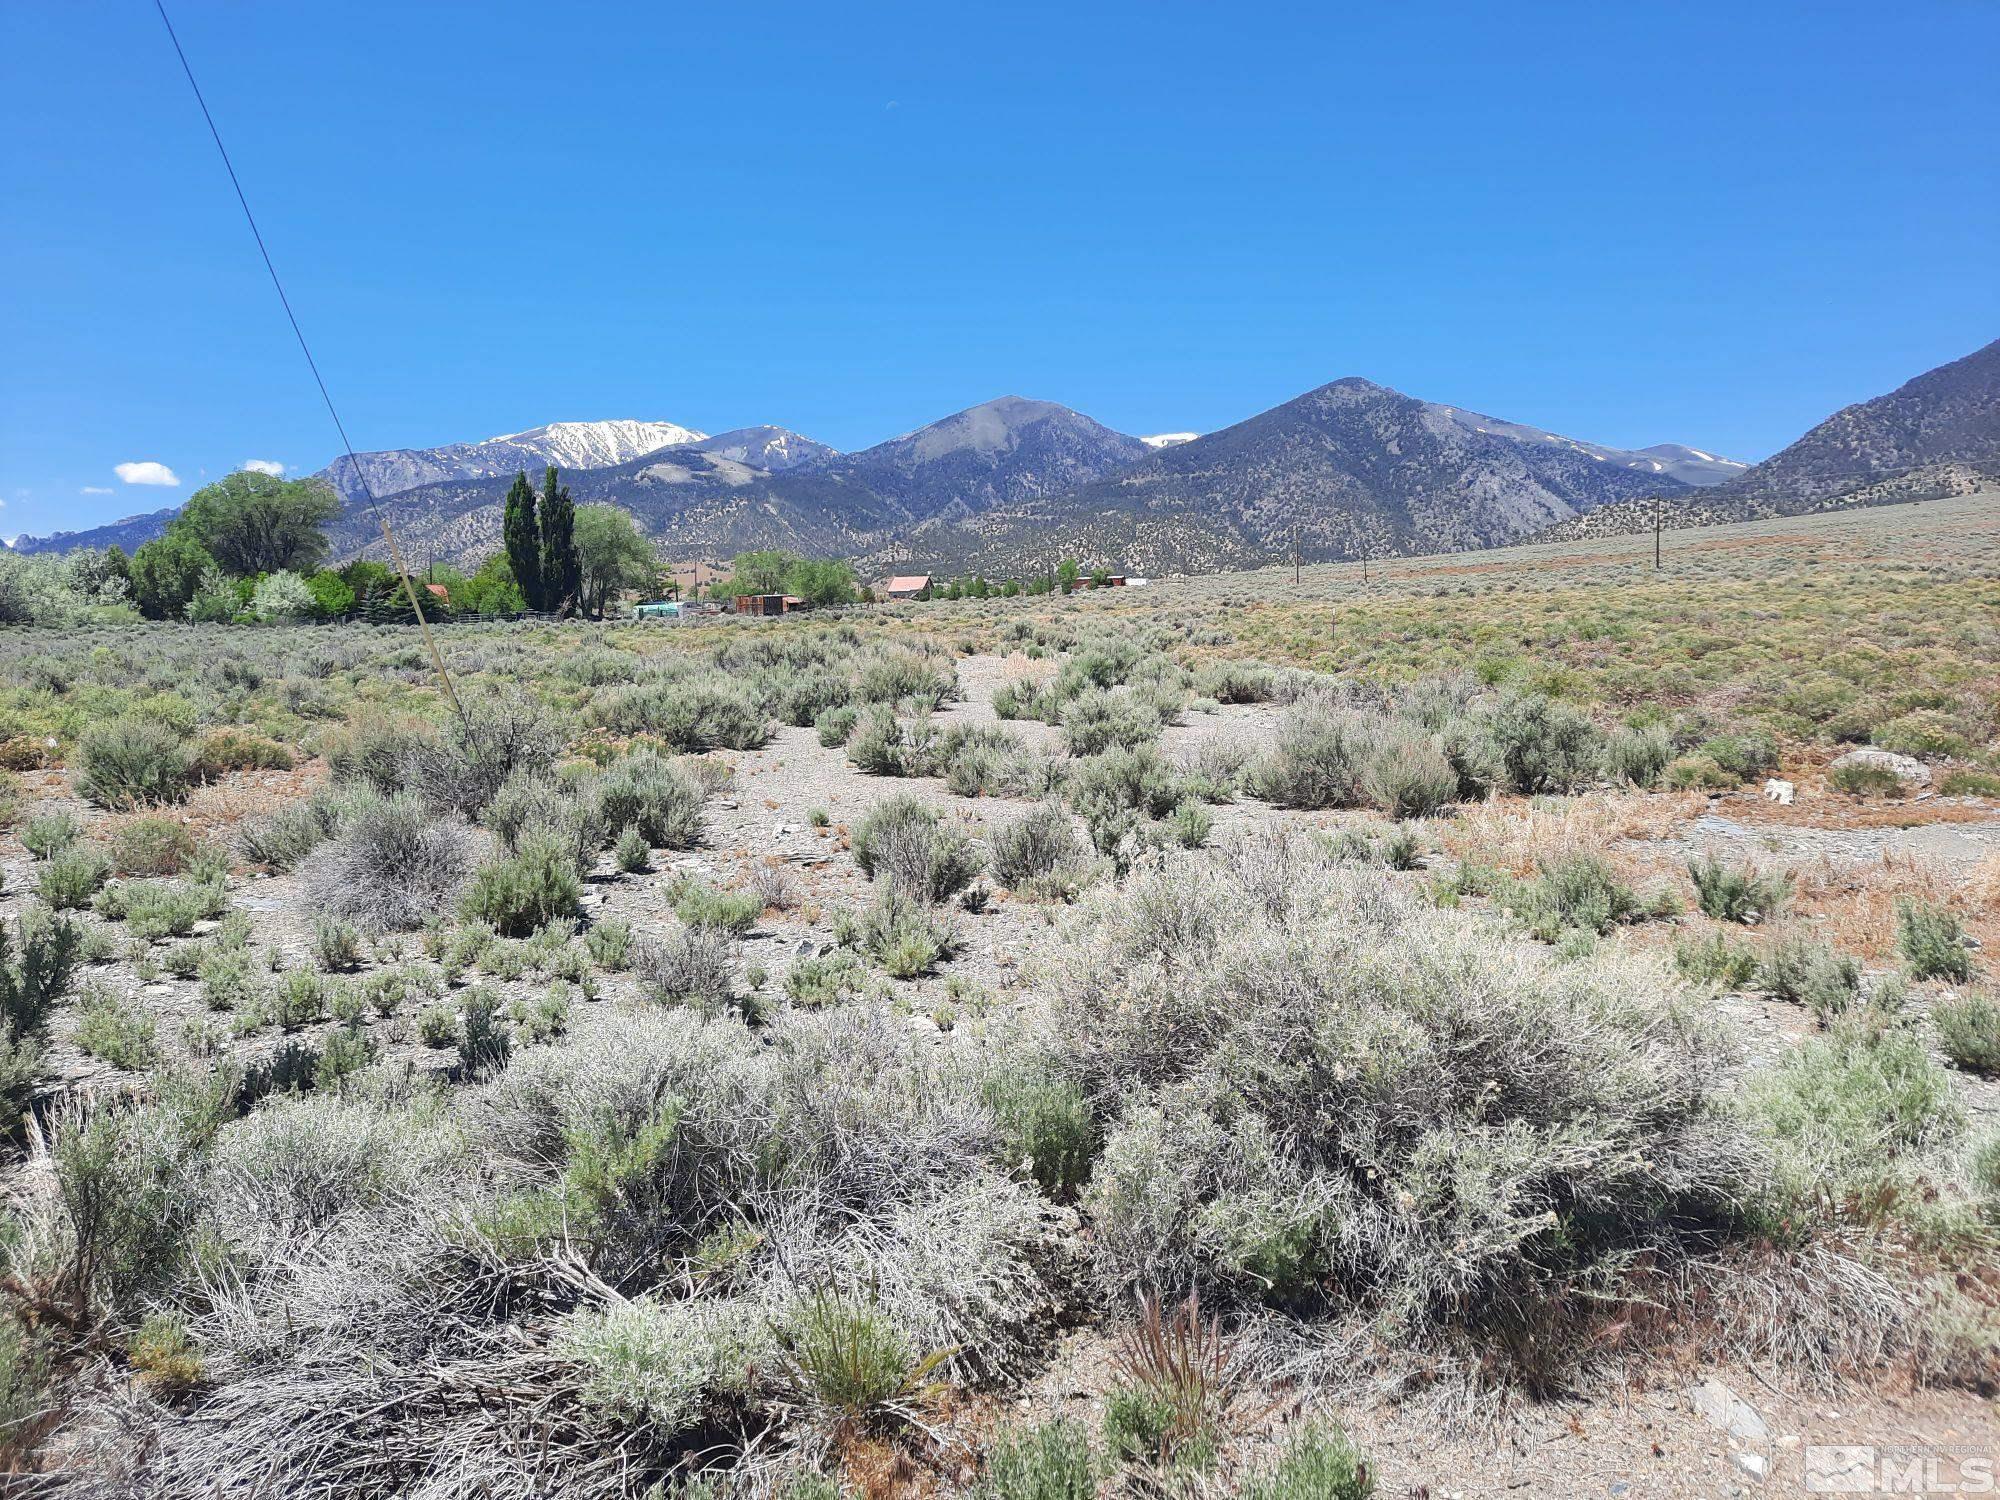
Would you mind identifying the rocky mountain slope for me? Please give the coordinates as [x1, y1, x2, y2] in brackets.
[811, 397, 1152, 521]
[894, 378, 1697, 575]
[1633, 443, 1749, 486]
[681, 427, 838, 472]
[8, 506, 181, 558]
[35, 353, 1903, 572]
[1528, 338, 2000, 542]
[1695, 337, 2000, 519]
[335, 397, 1157, 566]
[317, 418, 708, 505]
[335, 445, 902, 568]
[1427, 406, 1746, 487]
[1531, 460, 2000, 544]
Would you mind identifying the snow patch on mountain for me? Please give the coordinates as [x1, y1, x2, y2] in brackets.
[683, 426, 839, 472]
[484, 420, 708, 471]
[316, 419, 710, 504]
[1437, 405, 1744, 487]
[1140, 432, 1199, 449]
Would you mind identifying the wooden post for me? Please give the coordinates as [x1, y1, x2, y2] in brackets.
[379, 518, 464, 725]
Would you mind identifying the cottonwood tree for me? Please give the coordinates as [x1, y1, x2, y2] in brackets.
[785, 558, 856, 606]
[713, 549, 855, 605]
[573, 504, 656, 618]
[172, 471, 339, 576]
[129, 533, 218, 620]
[724, 549, 792, 596]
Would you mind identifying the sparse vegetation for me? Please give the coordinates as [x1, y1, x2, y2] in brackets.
[0, 499, 1994, 1491]
[1758, 931, 1864, 1019]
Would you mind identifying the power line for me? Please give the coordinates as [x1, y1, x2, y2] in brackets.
[151, 0, 462, 721]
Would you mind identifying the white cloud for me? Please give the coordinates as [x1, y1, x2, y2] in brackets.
[81, 485, 113, 495]
[114, 461, 180, 487]
[243, 459, 285, 476]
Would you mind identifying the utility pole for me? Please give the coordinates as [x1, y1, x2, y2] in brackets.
[1292, 523, 1301, 586]
[1653, 494, 1663, 570]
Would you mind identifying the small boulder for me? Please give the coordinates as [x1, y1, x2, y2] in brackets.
[1763, 779, 1795, 806]
[1829, 748, 1929, 788]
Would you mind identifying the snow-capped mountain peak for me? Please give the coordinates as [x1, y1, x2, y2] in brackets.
[482, 419, 708, 471]
[313, 418, 709, 505]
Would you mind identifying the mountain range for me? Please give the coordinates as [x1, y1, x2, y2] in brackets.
[1531, 337, 2000, 543]
[16, 337, 1995, 574]
[319, 419, 709, 506]
[900, 381, 1732, 577]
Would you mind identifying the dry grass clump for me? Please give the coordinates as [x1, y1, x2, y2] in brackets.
[1439, 789, 1701, 878]
[1787, 851, 1995, 961]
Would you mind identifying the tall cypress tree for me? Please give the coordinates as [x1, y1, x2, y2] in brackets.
[502, 470, 543, 611]
[538, 466, 580, 617]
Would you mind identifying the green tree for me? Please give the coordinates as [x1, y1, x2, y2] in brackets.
[1056, 558, 1081, 593]
[455, 552, 527, 616]
[572, 504, 657, 618]
[784, 557, 857, 607]
[724, 549, 795, 597]
[128, 533, 217, 620]
[339, 559, 395, 605]
[303, 571, 356, 618]
[172, 471, 339, 576]
[537, 467, 580, 615]
[502, 471, 542, 610]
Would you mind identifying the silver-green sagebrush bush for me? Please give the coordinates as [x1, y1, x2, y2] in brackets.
[1056, 835, 1750, 1345]
[305, 793, 478, 932]
[0, 1001, 1071, 1494]
[850, 795, 983, 904]
[989, 803, 1086, 889]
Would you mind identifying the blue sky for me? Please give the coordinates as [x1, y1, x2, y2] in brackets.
[3, 0, 1995, 539]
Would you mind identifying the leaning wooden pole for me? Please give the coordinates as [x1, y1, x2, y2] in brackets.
[379, 516, 466, 725]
